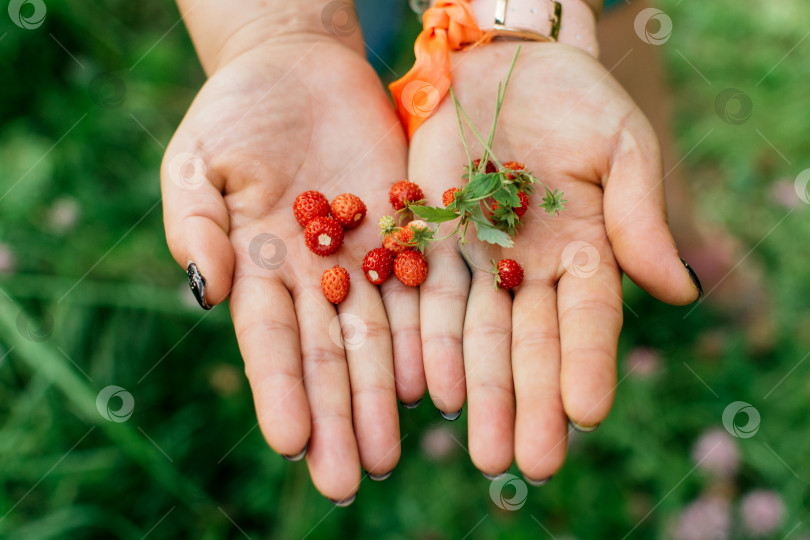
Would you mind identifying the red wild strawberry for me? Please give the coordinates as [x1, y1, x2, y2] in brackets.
[362, 247, 395, 285]
[383, 227, 414, 254]
[502, 161, 525, 170]
[293, 191, 330, 227]
[394, 251, 428, 287]
[501, 161, 525, 180]
[322, 265, 350, 304]
[304, 216, 344, 256]
[515, 191, 530, 218]
[389, 180, 424, 210]
[442, 188, 460, 207]
[489, 191, 530, 218]
[473, 158, 497, 173]
[330, 193, 366, 229]
[496, 259, 524, 289]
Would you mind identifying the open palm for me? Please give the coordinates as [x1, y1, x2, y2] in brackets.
[161, 39, 416, 502]
[408, 42, 700, 481]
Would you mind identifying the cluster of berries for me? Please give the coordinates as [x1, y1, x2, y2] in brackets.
[293, 190, 366, 304]
[295, 48, 565, 305]
[363, 180, 430, 289]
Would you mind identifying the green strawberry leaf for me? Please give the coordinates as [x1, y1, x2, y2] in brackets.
[463, 172, 500, 200]
[492, 183, 520, 207]
[410, 205, 460, 224]
[540, 187, 567, 215]
[474, 222, 514, 248]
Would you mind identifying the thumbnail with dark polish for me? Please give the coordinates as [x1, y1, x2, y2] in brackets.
[680, 258, 704, 299]
[187, 262, 211, 310]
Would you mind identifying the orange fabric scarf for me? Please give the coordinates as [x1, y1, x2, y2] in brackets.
[389, 0, 485, 139]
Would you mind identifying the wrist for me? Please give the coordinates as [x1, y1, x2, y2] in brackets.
[177, 0, 365, 75]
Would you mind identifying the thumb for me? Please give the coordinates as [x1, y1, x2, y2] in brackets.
[603, 113, 702, 306]
[161, 147, 234, 309]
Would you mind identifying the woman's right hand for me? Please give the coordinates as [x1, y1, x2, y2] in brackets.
[161, 21, 419, 502]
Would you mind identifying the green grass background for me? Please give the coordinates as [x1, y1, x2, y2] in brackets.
[1, 1, 808, 538]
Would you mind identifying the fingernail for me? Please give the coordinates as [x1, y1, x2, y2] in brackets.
[440, 408, 462, 421]
[368, 470, 393, 481]
[482, 470, 508, 480]
[680, 258, 703, 300]
[187, 262, 211, 310]
[400, 399, 421, 409]
[569, 420, 599, 433]
[523, 474, 553, 487]
[329, 493, 357, 507]
[282, 442, 308, 462]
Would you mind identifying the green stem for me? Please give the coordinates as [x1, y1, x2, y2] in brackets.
[450, 90, 502, 170]
[487, 46, 521, 151]
[459, 242, 491, 274]
[450, 86, 473, 170]
[431, 221, 462, 242]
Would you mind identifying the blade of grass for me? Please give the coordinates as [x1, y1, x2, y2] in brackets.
[0, 293, 215, 516]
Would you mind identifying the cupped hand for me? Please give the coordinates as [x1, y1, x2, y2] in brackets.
[408, 42, 701, 481]
[161, 37, 422, 501]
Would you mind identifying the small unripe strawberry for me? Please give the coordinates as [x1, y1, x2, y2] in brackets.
[379, 215, 396, 234]
[362, 247, 395, 285]
[322, 265, 350, 303]
[394, 251, 428, 287]
[330, 193, 366, 229]
[293, 191, 330, 227]
[304, 216, 344, 256]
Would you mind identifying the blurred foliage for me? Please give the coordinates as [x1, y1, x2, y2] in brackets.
[0, 0, 808, 539]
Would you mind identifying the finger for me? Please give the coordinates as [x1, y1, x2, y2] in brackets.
[231, 275, 311, 458]
[463, 271, 514, 476]
[380, 278, 425, 406]
[161, 149, 234, 306]
[420, 240, 470, 416]
[603, 113, 702, 306]
[557, 255, 623, 429]
[511, 277, 568, 482]
[290, 281, 361, 502]
[338, 273, 401, 477]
